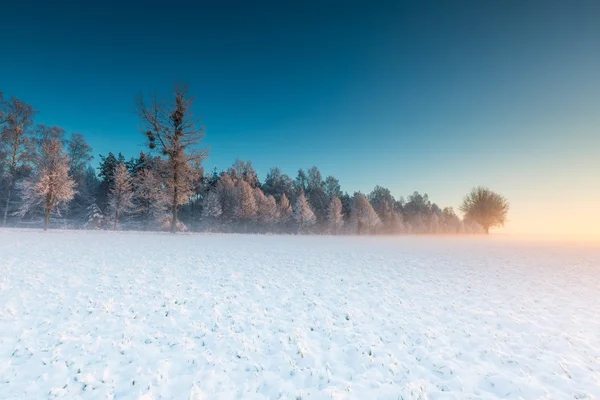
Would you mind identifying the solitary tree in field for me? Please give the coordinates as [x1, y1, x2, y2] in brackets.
[17, 137, 75, 230]
[136, 84, 206, 233]
[460, 186, 509, 234]
[108, 163, 134, 230]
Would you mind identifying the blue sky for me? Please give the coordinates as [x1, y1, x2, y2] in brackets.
[2, 0, 599, 235]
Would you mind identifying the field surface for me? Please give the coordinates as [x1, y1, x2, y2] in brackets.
[1, 229, 599, 399]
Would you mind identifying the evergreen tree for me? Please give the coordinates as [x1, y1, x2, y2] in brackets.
[293, 191, 316, 233]
[107, 163, 134, 230]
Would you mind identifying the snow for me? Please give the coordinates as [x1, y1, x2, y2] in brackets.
[1, 229, 599, 399]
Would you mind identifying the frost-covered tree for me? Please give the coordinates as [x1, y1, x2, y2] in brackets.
[17, 137, 75, 230]
[328, 196, 343, 235]
[137, 84, 206, 233]
[108, 163, 134, 230]
[293, 191, 316, 233]
[254, 187, 278, 228]
[84, 203, 104, 229]
[235, 179, 257, 221]
[133, 167, 167, 230]
[351, 192, 381, 234]
[368, 186, 395, 232]
[215, 173, 237, 224]
[441, 207, 461, 234]
[390, 212, 405, 234]
[460, 186, 509, 234]
[202, 189, 222, 230]
[229, 159, 259, 188]
[278, 193, 293, 227]
[0, 97, 36, 226]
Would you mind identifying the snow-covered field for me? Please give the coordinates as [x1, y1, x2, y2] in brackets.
[1, 229, 599, 399]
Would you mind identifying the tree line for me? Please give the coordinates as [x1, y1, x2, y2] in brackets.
[0, 87, 509, 234]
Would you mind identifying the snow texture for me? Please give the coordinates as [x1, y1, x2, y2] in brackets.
[1, 229, 599, 399]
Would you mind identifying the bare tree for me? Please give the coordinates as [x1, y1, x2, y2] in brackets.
[17, 137, 75, 230]
[0, 97, 36, 226]
[108, 163, 134, 230]
[460, 186, 509, 234]
[136, 84, 206, 233]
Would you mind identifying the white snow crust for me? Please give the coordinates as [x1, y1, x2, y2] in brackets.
[1, 229, 599, 399]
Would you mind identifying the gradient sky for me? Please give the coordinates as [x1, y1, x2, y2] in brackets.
[2, 1, 599, 237]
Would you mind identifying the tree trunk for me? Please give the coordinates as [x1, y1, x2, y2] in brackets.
[3, 182, 14, 227]
[113, 210, 118, 230]
[484, 225, 490, 234]
[44, 207, 50, 231]
[171, 169, 178, 233]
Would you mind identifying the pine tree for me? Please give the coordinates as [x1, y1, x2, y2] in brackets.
[108, 163, 134, 230]
[293, 191, 316, 233]
[17, 137, 75, 230]
[84, 203, 104, 229]
[328, 196, 343, 235]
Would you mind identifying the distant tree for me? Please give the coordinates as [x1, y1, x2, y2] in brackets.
[324, 176, 342, 199]
[229, 159, 259, 188]
[351, 192, 381, 234]
[66, 133, 94, 224]
[17, 137, 75, 230]
[328, 196, 343, 235]
[133, 167, 167, 230]
[108, 163, 134, 230]
[294, 169, 308, 196]
[215, 173, 237, 224]
[97, 152, 119, 212]
[277, 193, 293, 227]
[202, 190, 222, 230]
[136, 84, 206, 233]
[67, 133, 93, 177]
[263, 167, 294, 201]
[441, 207, 461, 233]
[254, 187, 278, 228]
[368, 185, 395, 232]
[0, 97, 36, 226]
[293, 191, 316, 233]
[235, 179, 257, 222]
[460, 186, 509, 234]
[84, 203, 104, 230]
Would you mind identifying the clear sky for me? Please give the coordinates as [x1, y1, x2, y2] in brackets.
[2, 0, 599, 237]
